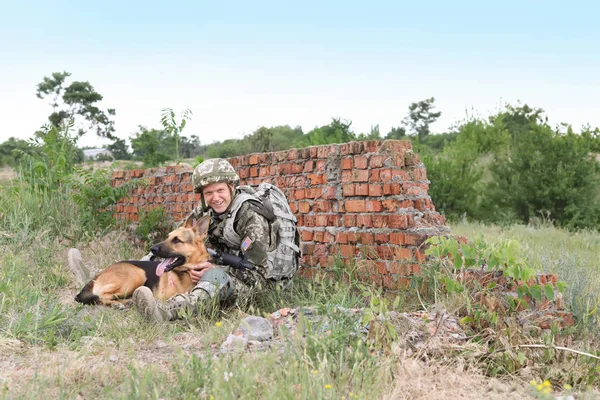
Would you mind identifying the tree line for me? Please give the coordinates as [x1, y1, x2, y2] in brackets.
[2, 72, 599, 230]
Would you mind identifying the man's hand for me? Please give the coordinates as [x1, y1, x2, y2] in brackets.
[188, 261, 216, 284]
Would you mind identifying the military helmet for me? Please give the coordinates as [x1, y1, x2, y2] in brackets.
[192, 158, 240, 193]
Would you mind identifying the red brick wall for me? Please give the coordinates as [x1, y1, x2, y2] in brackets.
[112, 140, 451, 289]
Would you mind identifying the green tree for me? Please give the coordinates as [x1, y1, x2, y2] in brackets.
[268, 125, 304, 151]
[0, 137, 32, 167]
[298, 118, 356, 147]
[402, 97, 441, 140]
[106, 138, 131, 160]
[160, 108, 193, 160]
[249, 126, 274, 152]
[180, 134, 202, 158]
[357, 125, 382, 140]
[36, 71, 116, 139]
[130, 126, 176, 167]
[385, 126, 407, 140]
[486, 109, 600, 229]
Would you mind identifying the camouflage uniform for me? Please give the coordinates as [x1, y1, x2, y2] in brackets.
[189, 199, 273, 301]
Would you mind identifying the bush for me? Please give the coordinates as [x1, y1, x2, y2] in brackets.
[486, 117, 600, 229]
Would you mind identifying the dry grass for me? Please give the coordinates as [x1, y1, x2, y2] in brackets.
[383, 357, 531, 400]
[0, 167, 15, 182]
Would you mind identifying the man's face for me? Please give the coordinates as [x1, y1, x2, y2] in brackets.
[202, 182, 233, 214]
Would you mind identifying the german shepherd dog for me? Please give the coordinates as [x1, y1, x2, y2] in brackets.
[75, 215, 210, 306]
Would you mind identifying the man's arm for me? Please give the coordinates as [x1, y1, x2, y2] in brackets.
[233, 202, 270, 274]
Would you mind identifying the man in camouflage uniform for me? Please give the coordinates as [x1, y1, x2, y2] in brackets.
[131, 158, 298, 322]
[68, 158, 298, 322]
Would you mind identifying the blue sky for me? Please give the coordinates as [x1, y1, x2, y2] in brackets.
[1, 1, 599, 147]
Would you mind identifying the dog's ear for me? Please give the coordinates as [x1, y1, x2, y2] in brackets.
[183, 216, 197, 229]
[195, 215, 210, 236]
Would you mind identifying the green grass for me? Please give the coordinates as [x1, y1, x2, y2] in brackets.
[0, 227, 395, 399]
[2, 171, 600, 399]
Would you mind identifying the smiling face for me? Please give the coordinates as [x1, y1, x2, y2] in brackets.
[201, 181, 234, 214]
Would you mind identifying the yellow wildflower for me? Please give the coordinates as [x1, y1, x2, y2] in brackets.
[215, 321, 222, 327]
[325, 384, 332, 389]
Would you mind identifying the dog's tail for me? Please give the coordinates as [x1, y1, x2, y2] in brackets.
[75, 280, 100, 305]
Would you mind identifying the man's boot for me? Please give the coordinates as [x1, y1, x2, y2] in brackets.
[133, 268, 232, 322]
[68, 248, 97, 287]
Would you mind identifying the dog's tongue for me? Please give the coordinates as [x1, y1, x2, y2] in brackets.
[156, 258, 175, 277]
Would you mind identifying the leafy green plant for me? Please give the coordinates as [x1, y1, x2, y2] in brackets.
[71, 167, 146, 234]
[134, 206, 173, 245]
[423, 236, 567, 327]
[15, 122, 81, 191]
[160, 108, 193, 161]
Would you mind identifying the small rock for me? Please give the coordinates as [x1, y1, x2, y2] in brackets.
[109, 355, 118, 362]
[239, 316, 273, 341]
[220, 334, 248, 353]
[247, 340, 268, 352]
[156, 341, 168, 349]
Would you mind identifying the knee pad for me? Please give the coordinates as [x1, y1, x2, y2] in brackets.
[196, 268, 233, 299]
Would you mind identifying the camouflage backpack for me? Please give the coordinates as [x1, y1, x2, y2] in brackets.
[222, 182, 300, 280]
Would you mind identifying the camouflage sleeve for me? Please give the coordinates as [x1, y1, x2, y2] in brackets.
[234, 201, 270, 273]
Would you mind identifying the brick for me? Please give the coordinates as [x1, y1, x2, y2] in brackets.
[383, 275, 399, 290]
[313, 231, 324, 242]
[369, 155, 385, 168]
[315, 160, 326, 172]
[313, 243, 328, 257]
[353, 155, 368, 169]
[344, 215, 356, 227]
[388, 215, 408, 229]
[377, 246, 396, 260]
[371, 215, 388, 228]
[315, 215, 328, 226]
[313, 201, 332, 212]
[394, 248, 412, 260]
[390, 233, 405, 245]
[339, 245, 356, 258]
[365, 200, 382, 212]
[374, 233, 389, 243]
[355, 184, 369, 196]
[358, 245, 379, 259]
[345, 200, 366, 213]
[368, 184, 383, 196]
[343, 184, 355, 196]
[301, 230, 314, 241]
[299, 201, 311, 213]
[380, 169, 393, 182]
[356, 214, 372, 228]
[352, 170, 369, 182]
[341, 158, 353, 170]
[303, 160, 315, 172]
[287, 149, 298, 161]
[389, 262, 411, 275]
[336, 232, 348, 244]
[404, 233, 427, 246]
[382, 199, 413, 212]
[322, 186, 337, 200]
[359, 233, 374, 245]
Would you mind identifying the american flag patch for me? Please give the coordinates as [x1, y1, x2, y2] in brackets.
[241, 236, 253, 252]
